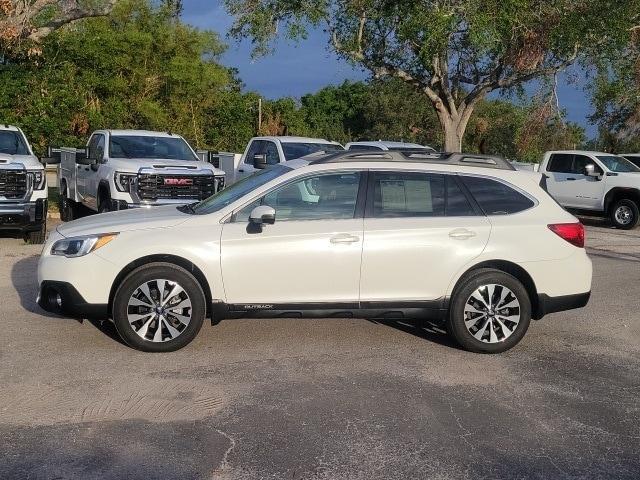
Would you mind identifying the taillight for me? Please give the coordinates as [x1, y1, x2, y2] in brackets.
[548, 223, 585, 248]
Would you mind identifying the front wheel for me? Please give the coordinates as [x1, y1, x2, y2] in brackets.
[447, 269, 531, 354]
[610, 199, 639, 230]
[113, 263, 206, 352]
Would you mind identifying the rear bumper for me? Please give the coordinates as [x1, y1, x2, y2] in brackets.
[38, 280, 109, 319]
[534, 291, 591, 319]
[0, 199, 46, 231]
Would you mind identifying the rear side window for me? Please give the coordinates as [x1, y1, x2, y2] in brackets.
[370, 172, 445, 217]
[446, 176, 476, 216]
[547, 154, 573, 173]
[461, 176, 535, 215]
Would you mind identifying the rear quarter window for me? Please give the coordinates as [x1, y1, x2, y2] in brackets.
[461, 176, 535, 215]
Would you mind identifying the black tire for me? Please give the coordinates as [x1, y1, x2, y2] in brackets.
[447, 268, 531, 354]
[609, 198, 639, 230]
[98, 191, 111, 213]
[59, 185, 77, 222]
[113, 262, 206, 352]
[24, 223, 46, 244]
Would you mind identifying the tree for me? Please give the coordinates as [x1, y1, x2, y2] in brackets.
[0, 0, 116, 52]
[0, 0, 235, 153]
[224, 0, 639, 152]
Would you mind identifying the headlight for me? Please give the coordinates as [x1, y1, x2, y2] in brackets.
[216, 176, 225, 191]
[29, 170, 46, 190]
[114, 172, 137, 192]
[51, 233, 118, 258]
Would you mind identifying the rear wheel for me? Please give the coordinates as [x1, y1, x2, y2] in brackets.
[610, 199, 639, 230]
[447, 269, 531, 353]
[113, 263, 206, 352]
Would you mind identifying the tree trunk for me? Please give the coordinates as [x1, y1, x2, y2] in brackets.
[437, 108, 474, 153]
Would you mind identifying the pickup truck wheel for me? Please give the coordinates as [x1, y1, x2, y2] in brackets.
[24, 224, 46, 244]
[447, 269, 531, 354]
[610, 199, 639, 230]
[98, 193, 111, 213]
[113, 263, 206, 352]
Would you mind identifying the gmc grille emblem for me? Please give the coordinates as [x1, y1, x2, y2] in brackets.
[164, 178, 193, 186]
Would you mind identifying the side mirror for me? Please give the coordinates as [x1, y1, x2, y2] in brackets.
[43, 146, 61, 164]
[249, 205, 275, 225]
[253, 153, 268, 170]
[75, 147, 93, 165]
[585, 164, 600, 178]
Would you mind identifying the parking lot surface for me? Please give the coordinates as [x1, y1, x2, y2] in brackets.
[1, 220, 639, 479]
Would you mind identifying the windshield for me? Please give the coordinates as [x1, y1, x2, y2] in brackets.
[191, 165, 292, 215]
[110, 135, 197, 161]
[0, 131, 29, 155]
[282, 142, 344, 161]
[596, 155, 640, 173]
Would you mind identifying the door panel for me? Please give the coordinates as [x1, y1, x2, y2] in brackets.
[360, 171, 491, 302]
[221, 219, 363, 304]
[569, 155, 605, 209]
[360, 216, 491, 301]
[221, 170, 364, 304]
[544, 153, 575, 205]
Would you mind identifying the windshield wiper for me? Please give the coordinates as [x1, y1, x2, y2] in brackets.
[177, 202, 197, 214]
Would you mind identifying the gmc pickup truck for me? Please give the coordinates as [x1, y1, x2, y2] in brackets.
[0, 125, 47, 243]
[55, 130, 225, 221]
[540, 150, 640, 229]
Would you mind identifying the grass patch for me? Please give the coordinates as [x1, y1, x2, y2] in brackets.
[48, 187, 60, 213]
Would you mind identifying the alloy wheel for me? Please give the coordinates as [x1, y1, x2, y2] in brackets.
[615, 205, 633, 226]
[463, 284, 521, 344]
[127, 279, 192, 342]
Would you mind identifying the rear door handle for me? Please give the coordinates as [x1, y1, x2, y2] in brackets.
[566, 177, 576, 181]
[238, 169, 245, 173]
[330, 234, 360, 244]
[449, 229, 476, 240]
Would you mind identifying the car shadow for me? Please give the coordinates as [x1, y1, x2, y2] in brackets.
[366, 317, 463, 350]
[10, 255, 127, 346]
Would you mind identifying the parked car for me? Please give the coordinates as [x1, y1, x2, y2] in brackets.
[620, 154, 640, 169]
[0, 124, 47, 243]
[345, 141, 437, 152]
[38, 150, 592, 353]
[540, 150, 640, 229]
[53, 130, 226, 221]
[229, 136, 343, 184]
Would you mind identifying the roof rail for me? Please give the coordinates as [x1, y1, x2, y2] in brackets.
[309, 150, 515, 170]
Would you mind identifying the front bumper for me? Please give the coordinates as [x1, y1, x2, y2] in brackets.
[0, 199, 46, 231]
[38, 280, 109, 319]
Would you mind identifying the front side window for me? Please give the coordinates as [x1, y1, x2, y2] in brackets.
[244, 140, 264, 165]
[281, 142, 344, 161]
[109, 135, 197, 161]
[461, 176, 535, 215]
[572, 155, 603, 175]
[0, 130, 29, 155]
[369, 172, 445, 218]
[234, 172, 361, 222]
[596, 155, 640, 173]
[264, 141, 280, 165]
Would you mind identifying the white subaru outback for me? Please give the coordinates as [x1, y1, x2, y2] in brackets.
[37, 151, 592, 353]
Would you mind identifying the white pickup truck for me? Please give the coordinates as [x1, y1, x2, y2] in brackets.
[0, 125, 47, 243]
[540, 150, 640, 229]
[225, 136, 343, 184]
[54, 130, 225, 221]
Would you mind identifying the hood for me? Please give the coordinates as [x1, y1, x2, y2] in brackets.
[108, 157, 225, 175]
[57, 205, 191, 237]
[0, 154, 42, 169]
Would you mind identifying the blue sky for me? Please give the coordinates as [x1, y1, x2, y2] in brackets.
[182, 1, 596, 138]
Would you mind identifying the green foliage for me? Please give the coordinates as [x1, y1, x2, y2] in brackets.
[0, 0, 239, 154]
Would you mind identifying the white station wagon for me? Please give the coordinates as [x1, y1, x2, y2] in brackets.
[38, 151, 592, 353]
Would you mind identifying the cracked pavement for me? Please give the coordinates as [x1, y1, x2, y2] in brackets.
[1, 221, 639, 479]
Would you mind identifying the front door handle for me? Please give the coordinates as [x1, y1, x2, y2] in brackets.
[238, 169, 245, 173]
[566, 177, 576, 181]
[330, 234, 360, 244]
[449, 229, 476, 240]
